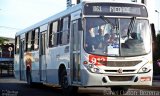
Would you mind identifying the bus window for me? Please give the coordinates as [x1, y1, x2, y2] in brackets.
[58, 19, 63, 45]
[27, 31, 32, 51]
[49, 21, 58, 47]
[49, 25, 52, 47]
[31, 30, 35, 50]
[41, 32, 47, 55]
[61, 16, 70, 45]
[25, 33, 28, 52]
[15, 36, 20, 54]
[40, 24, 48, 32]
[34, 28, 39, 50]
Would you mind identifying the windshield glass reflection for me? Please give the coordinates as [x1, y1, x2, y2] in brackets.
[84, 17, 151, 56]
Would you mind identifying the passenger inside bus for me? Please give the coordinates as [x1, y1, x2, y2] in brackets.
[124, 32, 143, 49]
[103, 33, 110, 53]
[108, 33, 117, 44]
[121, 27, 128, 41]
[85, 27, 96, 52]
[95, 26, 105, 49]
[125, 32, 137, 44]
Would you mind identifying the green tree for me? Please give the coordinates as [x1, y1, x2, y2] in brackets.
[0, 37, 9, 44]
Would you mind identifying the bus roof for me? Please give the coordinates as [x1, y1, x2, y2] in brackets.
[15, 1, 145, 36]
[15, 2, 83, 36]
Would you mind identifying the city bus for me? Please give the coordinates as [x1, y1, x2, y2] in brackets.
[14, 0, 153, 95]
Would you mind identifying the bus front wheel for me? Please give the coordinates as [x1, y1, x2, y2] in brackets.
[110, 86, 128, 95]
[60, 70, 78, 96]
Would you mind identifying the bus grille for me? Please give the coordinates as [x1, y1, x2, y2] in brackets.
[108, 76, 134, 81]
[106, 61, 142, 67]
[105, 69, 135, 73]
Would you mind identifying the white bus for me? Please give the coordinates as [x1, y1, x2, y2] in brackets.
[14, 0, 153, 95]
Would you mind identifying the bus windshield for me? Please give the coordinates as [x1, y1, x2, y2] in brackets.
[84, 17, 151, 56]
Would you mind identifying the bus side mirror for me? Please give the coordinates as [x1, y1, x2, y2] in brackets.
[150, 23, 156, 41]
[150, 23, 157, 53]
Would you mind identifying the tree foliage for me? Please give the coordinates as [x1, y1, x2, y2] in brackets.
[0, 37, 9, 44]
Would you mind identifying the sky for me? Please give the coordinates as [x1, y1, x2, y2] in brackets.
[0, 0, 160, 38]
[0, 0, 66, 38]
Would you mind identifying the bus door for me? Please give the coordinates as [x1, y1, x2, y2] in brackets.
[39, 31, 47, 81]
[19, 39, 25, 80]
[71, 20, 81, 83]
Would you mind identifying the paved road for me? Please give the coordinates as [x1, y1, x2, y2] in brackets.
[0, 77, 160, 96]
[0, 78, 62, 96]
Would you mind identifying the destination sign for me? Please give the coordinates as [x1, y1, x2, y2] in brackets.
[84, 3, 148, 17]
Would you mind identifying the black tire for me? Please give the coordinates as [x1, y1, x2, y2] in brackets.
[110, 86, 128, 95]
[60, 70, 78, 96]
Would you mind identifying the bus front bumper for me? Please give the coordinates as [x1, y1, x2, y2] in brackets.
[81, 69, 153, 87]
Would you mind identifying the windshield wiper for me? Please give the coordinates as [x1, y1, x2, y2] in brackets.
[127, 17, 136, 36]
[100, 16, 115, 28]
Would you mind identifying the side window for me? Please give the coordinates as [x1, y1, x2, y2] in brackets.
[49, 24, 52, 47]
[27, 31, 32, 51]
[49, 21, 58, 47]
[41, 32, 47, 55]
[31, 30, 35, 50]
[25, 29, 39, 52]
[25, 33, 28, 52]
[15, 36, 20, 54]
[61, 16, 70, 45]
[34, 28, 39, 50]
[58, 20, 62, 45]
[49, 16, 70, 47]
[25, 31, 32, 52]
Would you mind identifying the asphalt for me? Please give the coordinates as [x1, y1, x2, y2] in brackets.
[131, 75, 160, 91]
[0, 74, 160, 91]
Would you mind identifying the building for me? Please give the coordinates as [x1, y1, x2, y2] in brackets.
[0, 36, 14, 76]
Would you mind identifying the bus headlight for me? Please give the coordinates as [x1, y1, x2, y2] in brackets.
[88, 64, 94, 68]
[87, 64, 102, 74]
[138, 63, 152, 73]
[142, 67, 148, 72]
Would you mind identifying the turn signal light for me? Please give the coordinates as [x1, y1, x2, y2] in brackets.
[83, 61, 88, 64]
[140, 76, 151, 82]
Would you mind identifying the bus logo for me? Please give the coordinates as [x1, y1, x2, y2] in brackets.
[117, 68, 123, 74]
